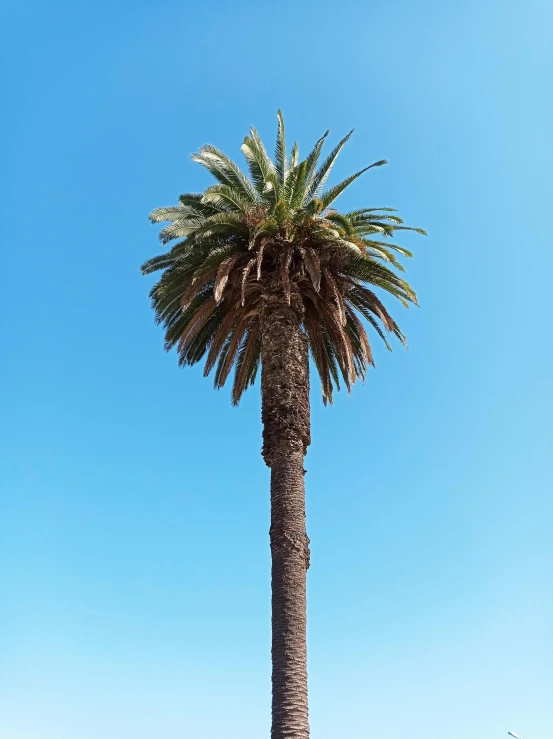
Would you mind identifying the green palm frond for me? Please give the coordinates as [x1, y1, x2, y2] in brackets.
[289, 141, 299, 170]
[192, 145, 258, 203]
[304, 129, 354, 202]
[241, 136, 274, 197]
[320, 160, 387, 210]
[304, 131, 329, 183]
[275, 110, 287, 185]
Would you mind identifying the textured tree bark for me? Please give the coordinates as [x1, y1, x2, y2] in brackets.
[261, 293, 311, 739]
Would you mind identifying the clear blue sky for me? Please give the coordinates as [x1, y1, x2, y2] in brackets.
[2, 1, 552, 738]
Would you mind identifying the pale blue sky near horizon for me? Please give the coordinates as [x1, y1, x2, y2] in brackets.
[1, 1, 552, 738]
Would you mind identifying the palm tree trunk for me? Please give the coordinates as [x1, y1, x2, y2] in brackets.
[261, 295, 311, 739]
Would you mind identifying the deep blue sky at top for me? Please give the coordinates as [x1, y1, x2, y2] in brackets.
[1, 1, 552, 738]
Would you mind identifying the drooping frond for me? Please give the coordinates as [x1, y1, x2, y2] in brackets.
[143, 112, 424, 403]
[191, 145, 258, 203]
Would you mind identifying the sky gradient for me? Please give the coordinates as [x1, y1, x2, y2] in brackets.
[2, 1, 552, 738]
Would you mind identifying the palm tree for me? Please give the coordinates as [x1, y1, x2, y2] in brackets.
[142, 112, 424, 739]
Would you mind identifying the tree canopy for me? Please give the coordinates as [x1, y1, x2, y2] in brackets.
[142, 111, 425, 404]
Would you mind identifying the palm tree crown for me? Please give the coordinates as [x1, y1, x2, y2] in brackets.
[142, 111, 425, 404]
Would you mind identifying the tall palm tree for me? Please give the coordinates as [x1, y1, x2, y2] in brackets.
[142, 112, 424, 739]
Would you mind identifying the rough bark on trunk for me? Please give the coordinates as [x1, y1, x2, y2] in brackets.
[261, 292, 311, 739]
